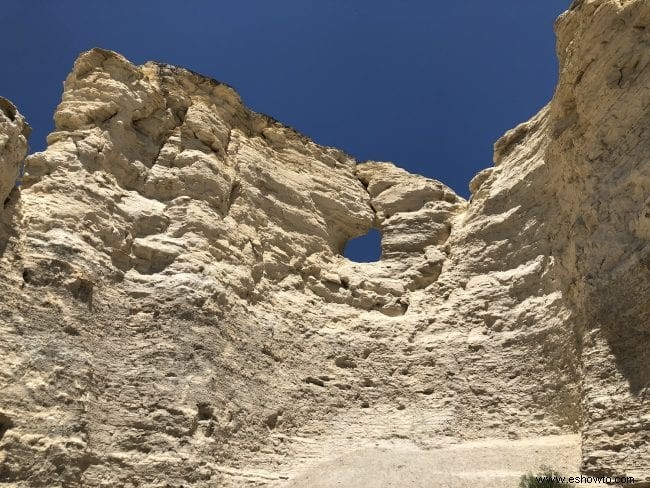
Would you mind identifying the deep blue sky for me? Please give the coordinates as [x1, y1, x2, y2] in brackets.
[1, 1, 569, 260]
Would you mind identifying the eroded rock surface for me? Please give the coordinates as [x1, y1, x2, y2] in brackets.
[0, 1, 648, 486]
[0, 97, 29, 214]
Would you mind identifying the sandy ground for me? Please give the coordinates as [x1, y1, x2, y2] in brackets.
[273, 435, 610, 488]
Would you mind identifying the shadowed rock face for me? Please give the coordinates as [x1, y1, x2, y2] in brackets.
[0, 97, 29, 210]
[548, 1, 650, 478]
[0, 96, 30, 262]
[0, 1, 648, 486]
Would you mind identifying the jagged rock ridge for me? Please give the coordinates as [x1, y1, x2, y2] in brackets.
[0, 1, 648, 486]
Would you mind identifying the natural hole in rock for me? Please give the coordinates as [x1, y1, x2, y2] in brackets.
[196, 403, 214, 420]
[343, 228, 381, 262]
[0, 412, 14, 441]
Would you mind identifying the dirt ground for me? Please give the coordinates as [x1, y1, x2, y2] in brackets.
[275, 435, 610, 488]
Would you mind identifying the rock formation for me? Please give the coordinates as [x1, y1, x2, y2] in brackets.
[0, 97, 29, 214]
[0, 0, 648, 486]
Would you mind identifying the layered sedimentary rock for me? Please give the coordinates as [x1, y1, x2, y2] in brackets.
[549, 2, 650, 478]
[0, 0, 648, 486]
[0, 97, 29, 213]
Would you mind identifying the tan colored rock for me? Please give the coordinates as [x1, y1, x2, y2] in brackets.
[549, 1, 650, 479]
[0, 1, 648, 486]
[0, 97, 29, 211]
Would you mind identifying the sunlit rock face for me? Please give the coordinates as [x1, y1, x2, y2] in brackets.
[0, 1, 648, 486]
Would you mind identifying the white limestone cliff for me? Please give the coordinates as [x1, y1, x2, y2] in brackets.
[0, 1, 648, 486]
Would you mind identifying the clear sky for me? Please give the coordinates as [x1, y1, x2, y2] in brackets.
[0, 1, 569, 260]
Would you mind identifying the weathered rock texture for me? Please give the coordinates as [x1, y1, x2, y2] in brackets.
[0, 0, 648, 486]
[549, 1, 650, 479]
[0, 97, 29, 213]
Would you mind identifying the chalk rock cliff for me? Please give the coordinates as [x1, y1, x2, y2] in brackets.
[0, 0, 648, 486]
[0, 97, 29, 214]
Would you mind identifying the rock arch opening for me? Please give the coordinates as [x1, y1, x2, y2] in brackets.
[343, 228, 382, 262]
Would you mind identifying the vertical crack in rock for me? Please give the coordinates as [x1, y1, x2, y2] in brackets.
[353, 165, 379, 225]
